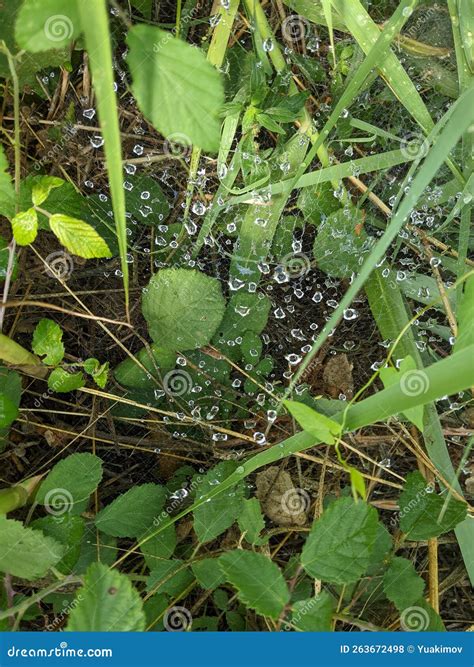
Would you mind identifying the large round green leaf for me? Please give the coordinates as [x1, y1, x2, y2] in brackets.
[142, 269, 226, 351]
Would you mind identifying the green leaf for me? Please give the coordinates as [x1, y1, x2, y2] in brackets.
[0, 366, 21, 428]
[399, 472, 467, 540]
[284, 400, 341, 444]
[290, 591, 335, 631]
[32, 318, 65, 365]
[400, 598, 445, 632]
[66, 562, 145, 631]
[49, 214, 112, 258]
[383, 557, 425, 611]
[130, 0, 153, 19]
[191, 559, 226, 590]
[0, 516, 63, 580]
[31, 176, 64, 206]
[238, 498, 265, 545]
[379, 356, 424, 431]
[301, 498, 379, 584]
[114, 344, 176, 389]
[193, 462, 246, 543]
[15, 0, 81, 52]
[313, 207, 373, 279]
[31, 514, 85, 574]
[74, 523, 117, 574]
[47, 368, 85, 393]
[83, 358, 109, 388]
[127, 25, 224, 152]
[36, 452, 103, 515]
[454, 275, 474, 353]
[142, 269, 226, 351]
[140, 524, 176, 568]
[95, 483, 167, 538]
[11, 208, 38, 246]
[146, 559, 193, 596]
[219, 550, 290, 619]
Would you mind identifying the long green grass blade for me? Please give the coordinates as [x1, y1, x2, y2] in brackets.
[77, 0, 129, 317]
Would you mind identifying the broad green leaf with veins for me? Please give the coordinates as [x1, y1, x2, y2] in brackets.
[49, 214, 112, 258]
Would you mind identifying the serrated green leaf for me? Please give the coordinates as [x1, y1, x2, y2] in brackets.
[290, 591, 335, 631]
[95, 483, 166, 538]
[146, 559, 193, 596]
[0, 516, 64, 580]
[400, 598, 445, 632]
[36, 452, 103, 515]
[399, 472, 467, 540]
[127, 25, 224, 152]
[284, 400, 341, 444]
[238, 497, 265, 545]
[11, 208, 38, 245]
[383, 557, 425, 611]
[49, 214, 112, 259]
[66, 562, 145, 631]
[219, 550, 290, 619]
[32, 318, 64, 365]
[142, 269, 226, 352]
[83, 358, 109, 388]
[15, 0, 81, 52]
[31, 176, 64, 206]
[140, 524, 176, 568]
[191, 559, 226, 590]
[193, 462, 246, 544]
[301, 498, 379, 584]
[31, 514, 85, 574]
[47, 368, 85, 393]
[74, 523, 117, 574]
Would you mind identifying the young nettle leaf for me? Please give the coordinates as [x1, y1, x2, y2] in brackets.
[127, 26, 224, 153]
[15, 0, 81, 52]
[284, 400, 342, 444]
[66, 563, 146, 631]
[290, 592, 335, 631]
[0, 366, 21, 429]
[301, 497, 379, 584]
[193, 461, 246, 544]
[379, 356, 424, 431]
[48, 367, 85, 393]
[49, 214, 112, 259]
[11, 208, 38, 246]
[32, 318, 65, 365]
[95, 483, 167, 538]
[399, 471, 467, 540]
[31, 514, 85, 575]
[83, 358, 109, 389]
[146, 559, 193, 596]
[0, 516, 64, 580]
[142, 269, 226, 352]
[383, 557, 425, 611]
[238, 497, 265, 545]
[36, 452, 103, 515]
[219, 550, 290, 620]
[31, 176, 64, 206]
[192, 559, 226, 590]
